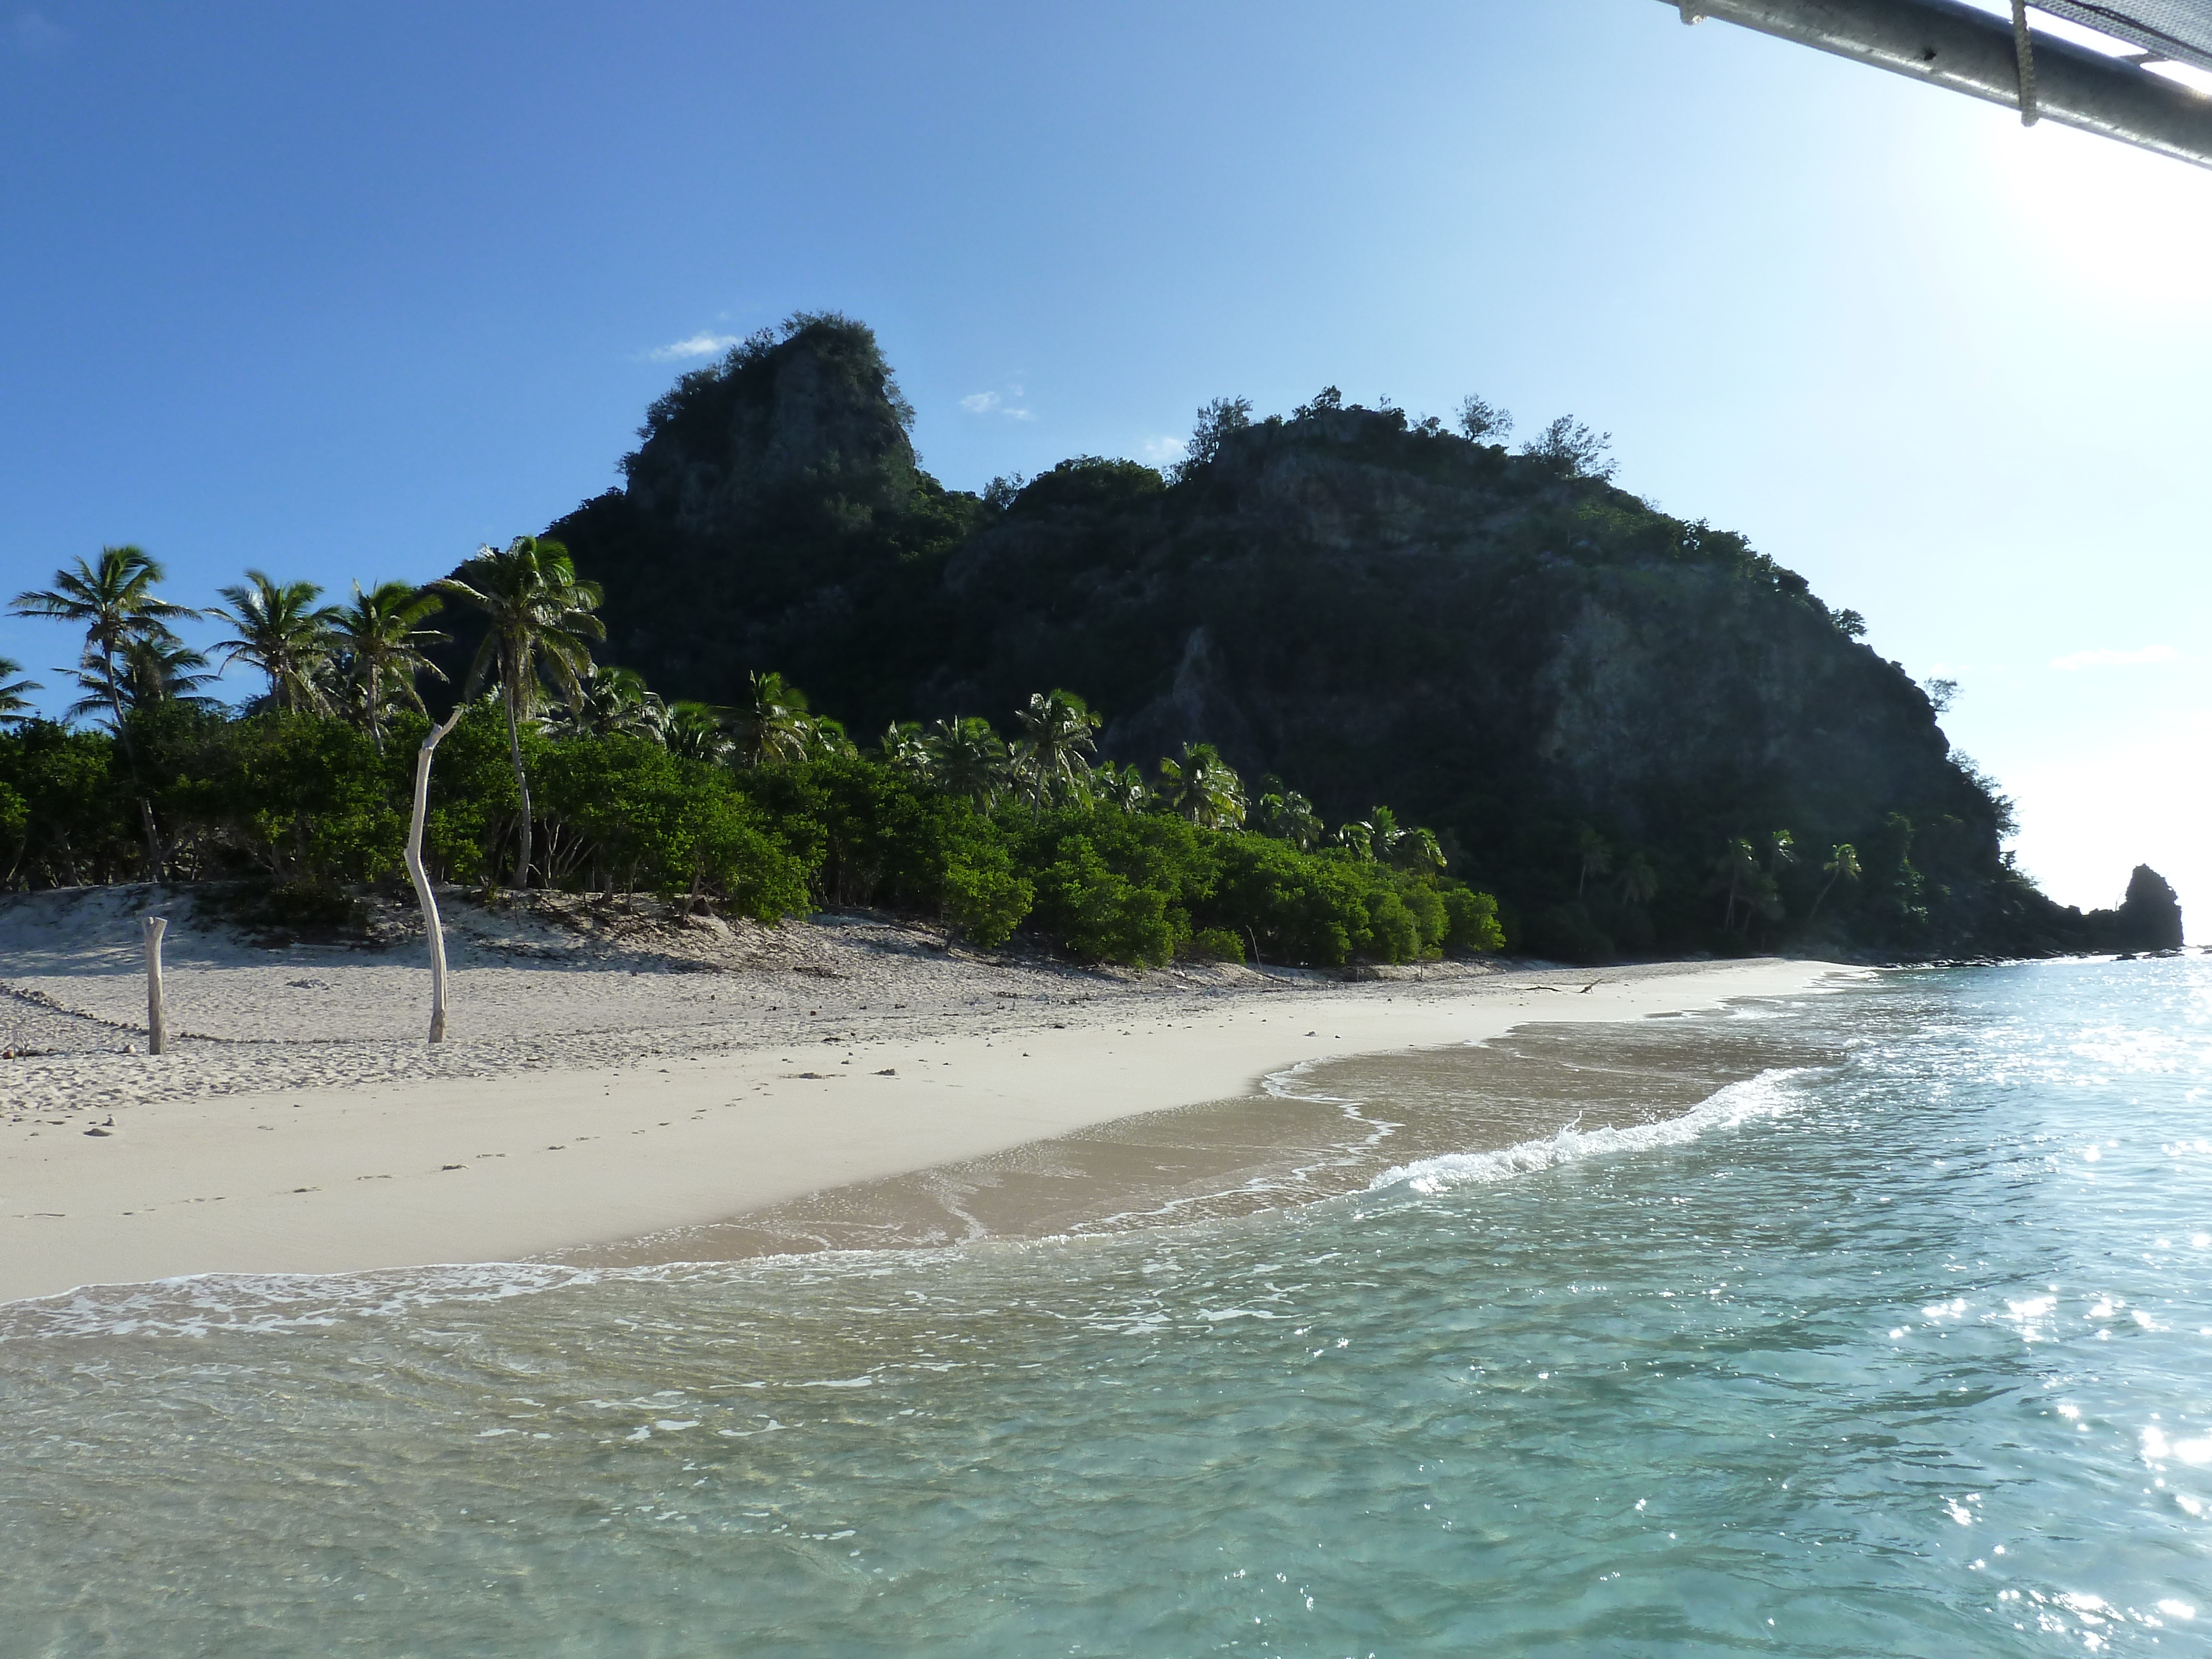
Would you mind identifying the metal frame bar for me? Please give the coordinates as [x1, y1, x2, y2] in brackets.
[1668, 0, 2212, 168]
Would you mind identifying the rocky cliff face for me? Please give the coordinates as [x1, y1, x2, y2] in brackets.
[2096, 865, 2184, 952]
[547, 315, 2122, 959]
[554, 314, 980, 702]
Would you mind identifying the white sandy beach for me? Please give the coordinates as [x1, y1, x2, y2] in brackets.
[0, 885, 1848, 1303]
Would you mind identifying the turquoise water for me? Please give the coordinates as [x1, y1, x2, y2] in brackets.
[4, 960, 2210, 1656]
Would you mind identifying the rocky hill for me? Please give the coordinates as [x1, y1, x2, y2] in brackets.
[540, 314, 2156, 961]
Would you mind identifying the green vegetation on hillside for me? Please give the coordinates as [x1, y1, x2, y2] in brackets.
[535, 314, 2160, 961]
[7, 314, 2178, 962]
[2, 546, 1499, 967]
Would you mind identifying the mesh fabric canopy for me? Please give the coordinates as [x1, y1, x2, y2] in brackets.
[2037, 1, 2212, 70]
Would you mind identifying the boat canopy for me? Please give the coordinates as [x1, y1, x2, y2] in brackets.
[1667, 0, 2212, 168]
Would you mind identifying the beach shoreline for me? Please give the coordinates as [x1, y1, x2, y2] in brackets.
[2, 887, 1850, 1305]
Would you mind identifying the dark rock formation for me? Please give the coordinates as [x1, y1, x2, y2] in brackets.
[2088, 864, 2184, 952]
[542, 314, 2135, 961]
[547, 314, 981, 712]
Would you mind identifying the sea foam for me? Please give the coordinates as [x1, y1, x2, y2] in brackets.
[1371, 1066, 1809, 1196]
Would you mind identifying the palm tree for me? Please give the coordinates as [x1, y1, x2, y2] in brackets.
[11, 546, 199, 878]
[330, 581, 448, 751]
[541, 664, 665, 742]
[12, 546, 199, 732]
[802, 714, 858, 760]
[1574, 827, 1613, 898]
[1616, 852, 1659, 909]
[921, 716, 1013, 806]
[109, 635, 217, 712]
[1255, 787, 1322, 851]
[1102, 762, 1151, 815]
[881, 721, 932, 780]
[1010, 689, 1100, 815]
[1334, 820, 1376, 860]
[1807, 843, 1861, 922]
[1387, 825, 1447, 877]
[1767, 828, 1797, 878]
[730, 671, 816, 766]
[1157, 742, 1246, 830]
[210, 571, 340, 713]
[664, 701, 735, 765]
[0, 655, 40, 726]
[432, 536, 605, 889]
[1712, 837, 1762, 932]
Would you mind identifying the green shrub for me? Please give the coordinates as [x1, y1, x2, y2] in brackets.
[1359, 884, 1422, 964]
[408, 704, 526, 884]
[1395, 877, 1448, 959]
[0, 721, 141, 885]
[1183, 926, 1246, 963]
[1033, 836, 1177, 966]
[942, 853, 1034, 947]
[535, 734, 812, 919]
[212, 714, 406, 885]
[1441, 885, 1506, 954]
[684, 789, 812, 920]
[0, 677, 1513, 970]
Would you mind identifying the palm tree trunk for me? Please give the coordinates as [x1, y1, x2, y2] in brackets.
[1807, 870, 1840, 922]
[503, 677, 533, 889]
[102, 662, 166, 885]
[135, 797, 165, 884]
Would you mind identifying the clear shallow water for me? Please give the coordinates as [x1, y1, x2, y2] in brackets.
[4, 959, 2210, 1657]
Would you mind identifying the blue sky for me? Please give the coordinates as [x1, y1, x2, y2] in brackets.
[3, 1, 2207, 919]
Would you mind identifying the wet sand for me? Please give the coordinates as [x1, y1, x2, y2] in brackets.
[1, 885, 1852, 1303]
[560, 1003, 1845, 1266]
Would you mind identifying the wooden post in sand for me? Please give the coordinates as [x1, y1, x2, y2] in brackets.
[404, 706, 468, 1044]
[143, 914, 168, 1055]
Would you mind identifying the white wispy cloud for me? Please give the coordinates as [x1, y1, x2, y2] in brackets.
[648, 332, 740, 363]
[2049, 644, 2179, 671]
[959, 385, 1034, 421]
[1139, 435, 1186, 466]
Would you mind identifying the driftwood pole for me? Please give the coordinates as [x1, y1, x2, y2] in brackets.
[404, 707, 468, 1044]
[143, 914, 168, 1055]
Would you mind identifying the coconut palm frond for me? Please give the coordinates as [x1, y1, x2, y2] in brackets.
[430, 536, 606, 887]
[330, 581, 448, 750]
[211, 570, 341, 714]
[730, 671, 816, 766]
[1157, 742, 1245, 830]
[1010, 689, 1100, 816]
[1255, 787, 1322, 850]
[922, 717, 1013, 807]
[11, 546, 199, 734]
[0, 655, 42, 725]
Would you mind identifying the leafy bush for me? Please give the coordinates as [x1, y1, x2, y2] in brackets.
[210, 713, 406, 885]
[535, 733, 810, 917]
[1032, 837, 1178, 967]
[1441, 885, 1506, 954]
[0, 721, 131, 886]
[407, 704, 526, 884]
[1182, 926, 1246, 963]
[942, 852, 1034, 947]
[0, 684, 1512, 973]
